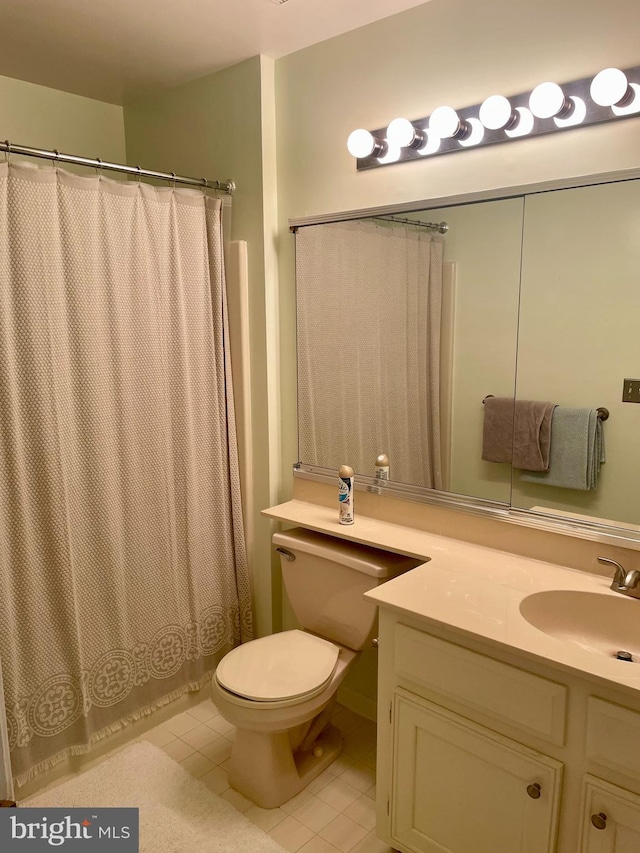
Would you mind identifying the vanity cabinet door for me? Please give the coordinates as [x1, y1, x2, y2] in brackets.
[391, 692, 563, 853]
[580, 776, 640, 852]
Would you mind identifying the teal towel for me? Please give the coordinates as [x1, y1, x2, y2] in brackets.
[520, 407, 605, 491]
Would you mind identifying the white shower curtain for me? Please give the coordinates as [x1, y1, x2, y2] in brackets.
[0, 656, 13, 802]
[0, 162, 253, 784]
[296, 219, 444, 489]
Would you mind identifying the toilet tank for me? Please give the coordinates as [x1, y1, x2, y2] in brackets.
[273, 527, 423, 651]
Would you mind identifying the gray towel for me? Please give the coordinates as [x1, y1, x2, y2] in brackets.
[520, 407, 605, 490]
[482, 397, 556, 471]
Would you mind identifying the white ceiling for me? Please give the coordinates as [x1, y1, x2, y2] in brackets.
[0, 0, 431, 105]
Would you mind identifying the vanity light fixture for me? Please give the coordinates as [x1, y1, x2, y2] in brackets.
[377, 145, 401, 164]
[612, 87, 640, 116]
[347, 129, 387, 159]
[386, 118, 426, 149]
[418, 130, 441, 156]
[590, 68, 633, 107]
[347, 64, 640, 171]
[504, 107, 535, 138]
[429, 106, 469, 140]
[528, 81, 573, 119]
[458, 118, 485, 147]
[590, 67, 640, 116]
[554, 97, 586, 128]
[478, 95, 518, 130]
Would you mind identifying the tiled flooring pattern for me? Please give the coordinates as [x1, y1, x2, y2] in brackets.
[142, 699, 393, 853]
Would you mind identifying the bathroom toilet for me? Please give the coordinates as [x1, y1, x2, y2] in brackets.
[211, 527, 421, 808]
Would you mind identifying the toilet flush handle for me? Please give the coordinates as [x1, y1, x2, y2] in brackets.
[275, 547, 296, 562]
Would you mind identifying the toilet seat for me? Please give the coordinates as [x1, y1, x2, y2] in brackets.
[215, 629, 340, 705]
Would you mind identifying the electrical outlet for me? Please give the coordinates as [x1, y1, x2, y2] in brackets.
[622, 379, 640, 403]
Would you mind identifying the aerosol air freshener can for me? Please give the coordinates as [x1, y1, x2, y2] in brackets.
[338, 465, 355, 525]
[375, 454, 390, 481]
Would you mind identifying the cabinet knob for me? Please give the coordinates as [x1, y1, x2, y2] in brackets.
[526, 783, 541, 799]
[591, 813, 607, 830]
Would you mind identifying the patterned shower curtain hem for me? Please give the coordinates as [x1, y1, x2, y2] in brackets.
[14, 671, 215, 789]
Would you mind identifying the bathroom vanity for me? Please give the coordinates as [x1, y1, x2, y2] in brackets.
[369, 590, 640, 853]
[264, 495, 640, 853]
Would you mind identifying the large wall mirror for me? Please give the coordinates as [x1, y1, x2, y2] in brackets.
[294, 173, 640, 538]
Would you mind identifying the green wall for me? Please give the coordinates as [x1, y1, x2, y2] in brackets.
[0, 74, 125, 165]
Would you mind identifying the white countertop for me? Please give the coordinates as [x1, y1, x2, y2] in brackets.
[263, 499, 640, 696]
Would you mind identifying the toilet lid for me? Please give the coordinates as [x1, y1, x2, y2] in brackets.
[215, 630, 340, 702]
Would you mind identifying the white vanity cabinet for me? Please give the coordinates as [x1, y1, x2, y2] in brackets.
[579, 699, 640, 851]
[392, 691, 562, 853]
[378, 615, 565, 853]
[374, 609, 640, 853]
[580, 778, 640, 852]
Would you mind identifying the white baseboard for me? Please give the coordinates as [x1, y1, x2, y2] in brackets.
[336, 685, 377, 722]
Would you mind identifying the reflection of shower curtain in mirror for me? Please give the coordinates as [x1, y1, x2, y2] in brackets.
[296, 220, 444, 489]
[0, 163, 253, 785]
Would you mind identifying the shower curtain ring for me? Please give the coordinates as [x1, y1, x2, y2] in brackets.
[95, 157, 103, 179]
[136, 165, 142, 186]
[170, 171, 176, 190]
[4, 140, 10, 164]
[201, 178, 208, 195]
[52, 149, 60, 170]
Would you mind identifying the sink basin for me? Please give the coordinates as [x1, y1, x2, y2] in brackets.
[519, 590, 640, 661]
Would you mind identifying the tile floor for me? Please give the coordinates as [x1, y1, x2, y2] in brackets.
[140, 698, 392, 853]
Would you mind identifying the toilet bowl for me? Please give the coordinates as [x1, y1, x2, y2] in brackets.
[211, 528, 421, 808]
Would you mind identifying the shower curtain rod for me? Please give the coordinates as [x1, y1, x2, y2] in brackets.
[375, 215, 449, 234]
[0, 139, 236, 195]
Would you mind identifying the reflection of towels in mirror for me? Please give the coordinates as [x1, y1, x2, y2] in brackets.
[482, 397, 556, 471]
[520, 408, 605, 490]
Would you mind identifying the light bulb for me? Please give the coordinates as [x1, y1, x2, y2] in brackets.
[612, 83, 640, 115]
[386, 118, 424, 149]
[387, 118, 413, 147]
[505, 107, 535, 138]
[377, 145, 401, 165]
[347, 129, 384, 159]
[458, 118, 485, 147]
[529, 82, 571, 119]
[418, 129, 441, 156]
[554, 96, 586, 127]
[429, 106, 463, 139]
[479, 95, 516, 130]
[590, 68, 631, 107]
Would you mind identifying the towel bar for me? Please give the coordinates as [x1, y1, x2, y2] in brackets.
[481, 397, 609, 421]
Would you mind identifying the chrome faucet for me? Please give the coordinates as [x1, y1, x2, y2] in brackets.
[598, 557, 640, 599]
[624, 569, 640, 590]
